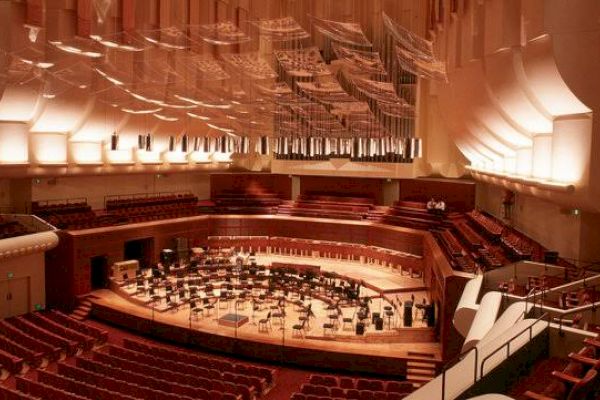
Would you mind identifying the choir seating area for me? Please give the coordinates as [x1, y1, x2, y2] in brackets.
[378, 201, 444, 231]
[277, 194, 375, 221]
[509, 336, 600, 400]
[290, 373, 417, 400]
[0, 217, 34, 240]
[213, 190, 282, 215]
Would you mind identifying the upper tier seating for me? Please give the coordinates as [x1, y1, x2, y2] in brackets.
[278, 193, 375, 220]
[0, 217, 33, 240]
[213, 190, 282, 214]
[106, 193, 202, 223]
[33, 199, 117, 230]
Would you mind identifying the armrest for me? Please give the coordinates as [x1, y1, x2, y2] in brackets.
[552, 371, 581, 385]
[584, 338, 600, 348]
[569, 352, 598, 366]
[523, 391, 555, 400]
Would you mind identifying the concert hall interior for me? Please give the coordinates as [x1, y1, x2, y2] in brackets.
[1, 1, 600, 399]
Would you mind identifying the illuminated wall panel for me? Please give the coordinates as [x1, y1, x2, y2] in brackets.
[106, 149, 134, 165]
[531, 135, 552, 180]
[164, 151, 188, 164]
[552, 117, 593, 183]
[515, 148, 532, 177]
[31, 133, 67, 165]
[0, 123, 29, 164]
[70, 141, 103, 165]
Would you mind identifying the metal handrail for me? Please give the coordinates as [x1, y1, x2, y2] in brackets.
[556, 300, 600, 333]
[479, 313, 549, 378]
[440, 346, 479, 400]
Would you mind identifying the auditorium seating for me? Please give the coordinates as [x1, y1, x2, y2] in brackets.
[0, 217, 33, 239]
[122, 338, 277, 389]
[377, 201, 444, 230]
[278, 193, 375, 220]
[213, 189, 282, 214]
[522, 340, 600, 399]
[289, 373, 416, 400]
[105, 192, 203, 223]
[32, 199, 118, 230]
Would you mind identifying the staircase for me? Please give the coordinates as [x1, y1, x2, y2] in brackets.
[406, 351, 438, 387]
[69, 296, 93, 321]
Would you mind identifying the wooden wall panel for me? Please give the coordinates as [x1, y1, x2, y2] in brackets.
[299, 176, 386, 205]
[398, 178, 476, 212]
[210, 173, 293, 200]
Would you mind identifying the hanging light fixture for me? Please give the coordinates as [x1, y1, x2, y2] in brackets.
[239, 136, 250, 154]
[168, 136, 175, 152]
[138, 134, 145, 150]
[257, 136, 269, 155]
[181, 134, 189, 152]
[193, 136, 201, 152]
[145, 133, 152, 151]
[110, 132, 119, 151]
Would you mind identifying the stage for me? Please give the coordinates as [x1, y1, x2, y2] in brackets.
[90, 252, 441, 376]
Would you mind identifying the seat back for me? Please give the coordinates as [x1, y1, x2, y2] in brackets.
[567, 369, 598, 400]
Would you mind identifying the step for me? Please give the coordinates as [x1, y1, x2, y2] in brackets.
[408, 351, 436, 359]
[406, 374, 433, 382]
[407, 361, 437, 369]
[72, 309, 90, 318]
[406, 369, 436, 378]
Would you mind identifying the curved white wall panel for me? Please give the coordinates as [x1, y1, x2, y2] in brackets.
[453, 275, 483, 337]
[462, 291, 502, 352]
[31, 132, 67, 165]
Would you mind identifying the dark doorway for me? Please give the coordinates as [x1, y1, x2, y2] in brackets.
[124, 238, 154, 269]
[90, 255, 109, 290]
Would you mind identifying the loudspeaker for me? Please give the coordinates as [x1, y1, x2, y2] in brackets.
[426, 305, 435, 327]
[355, 322, 365, 335]
[403, 303, 413, 327]
[375, 317, 383, 331]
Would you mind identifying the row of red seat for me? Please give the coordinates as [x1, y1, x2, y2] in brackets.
[289, 374, 415, 400]
[32, 201, 90, 216]
[308, 374, 414, 393]
[523, 337, 600, 399]
[56, 362, 199, 400]
[123, 337, 277, 387]
[16, 376, 88, 400]
[92, 349, 246, 399]
[107, 344, 258, 398]
[75, 356, 236, 400]
[106, 193, 198, 211]
[294, 385, 410, 400]
[36, 369, 139, 400]
[466, 210, 503, 239]
[0, 218, 32, 240]
[451, 220, 484, 250]
[0, 385, 40, 400]
[278, 194, 375, 221]
[213, 190, 282, 214]
[0, 311, 107, 377]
